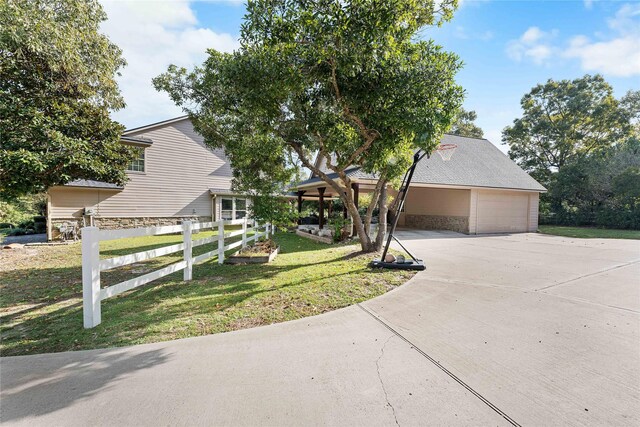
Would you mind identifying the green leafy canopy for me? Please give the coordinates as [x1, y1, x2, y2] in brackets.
[449, 108, 484, 138]
[502, 75, 633, 184]
[0, 0, 134, 199]
[154, 0, 464, 251]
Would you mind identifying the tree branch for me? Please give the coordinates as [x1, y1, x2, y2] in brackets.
[328, 58, 379, 169]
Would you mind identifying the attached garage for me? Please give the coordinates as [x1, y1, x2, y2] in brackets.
[472, 190, 539, 234]
[294, 133, 546, 235]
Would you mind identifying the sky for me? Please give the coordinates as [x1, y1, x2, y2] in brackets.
[100, 0, 640, 152]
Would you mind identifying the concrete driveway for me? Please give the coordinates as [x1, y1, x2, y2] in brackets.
[2, 232, 639, 426]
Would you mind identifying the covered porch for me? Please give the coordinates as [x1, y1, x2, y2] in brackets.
[293, 171, 381, 235]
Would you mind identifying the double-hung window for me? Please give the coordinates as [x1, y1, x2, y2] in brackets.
[220, 197, 247, 220]
[127, 147, 145, 173]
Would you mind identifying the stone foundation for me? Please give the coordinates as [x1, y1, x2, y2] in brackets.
[49, 216, 212, 240]
[94, 216, 211, 230]
[404, 214, 469, 234]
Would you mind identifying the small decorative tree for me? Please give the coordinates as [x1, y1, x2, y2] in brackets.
[249, 194, 301, 231]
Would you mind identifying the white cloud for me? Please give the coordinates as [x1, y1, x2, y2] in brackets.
[506, 27, 557, 65]
[564, 3, 640, 77]
[521, 26, 545, 44]
[99, 0, 240, 128]
[584, 0, 594, 10]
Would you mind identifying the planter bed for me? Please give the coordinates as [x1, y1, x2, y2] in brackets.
[227, 240, 280, 264]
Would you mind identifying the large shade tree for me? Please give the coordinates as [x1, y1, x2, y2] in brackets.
[449, 108, 483, 138]
[0, 0, 133, 199]
[155, 0, 464, 252]
[503, 75, 632, 183]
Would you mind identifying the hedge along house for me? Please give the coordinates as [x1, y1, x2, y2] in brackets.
[46, 117, 249, 240]
[293, 134, 546, 235]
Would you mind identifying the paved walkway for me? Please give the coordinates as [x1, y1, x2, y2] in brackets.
[1, 233, 47, 245]
[2, 232, 639, 426]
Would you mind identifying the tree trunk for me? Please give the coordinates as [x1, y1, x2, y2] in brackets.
[373, 184, 388, 252]
[347, 181, 388, 253]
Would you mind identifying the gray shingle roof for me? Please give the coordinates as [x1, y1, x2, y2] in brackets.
[295, 134, 546, 192]
[65, 180, 124, 190]
[209, 188, 240, 195]
[295, 167, 377, 187]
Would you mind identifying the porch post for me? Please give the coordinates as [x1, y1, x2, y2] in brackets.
[351, 183, 360, 235]
[352, 183, 360, 209]
[297, 190, 305, 225]
[318, 187, 326, 229]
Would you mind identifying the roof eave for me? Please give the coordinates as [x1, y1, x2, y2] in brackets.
[123, 116, 189, 135]
[55, 184, 124, 191]
[120, 136, 153, 147]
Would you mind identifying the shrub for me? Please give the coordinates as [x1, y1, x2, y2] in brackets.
[329, 217, 349, 243]
[7, 227, 28, 236]
[17, 219, 34, 229]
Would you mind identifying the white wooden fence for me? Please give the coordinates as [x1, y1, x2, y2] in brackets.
[82, 218, 271, 328]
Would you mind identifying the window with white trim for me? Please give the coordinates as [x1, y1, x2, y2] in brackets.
[220, 197, 248, 220]
[235, 198, 247, 219]
[126, 147, 145, 172]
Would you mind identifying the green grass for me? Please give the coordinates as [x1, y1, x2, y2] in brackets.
[539, 225, 640, 240]
[0, 232, 414, 356]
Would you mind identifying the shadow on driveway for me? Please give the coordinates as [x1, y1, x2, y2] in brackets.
[1, 349, 169, 423]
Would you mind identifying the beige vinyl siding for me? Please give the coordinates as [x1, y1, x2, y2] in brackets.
[48, 188, 111, 218]
[49, 119, 233, 219]
[475, 190, 530, 234]
[469, 189, 479, 234]
[528, 192, 539, 232]
[400, 187, 471, 218]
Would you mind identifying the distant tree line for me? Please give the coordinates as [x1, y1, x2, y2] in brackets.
[503, 75, 640, 229]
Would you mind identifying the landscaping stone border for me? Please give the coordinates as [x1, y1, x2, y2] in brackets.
[227, 246, 280, 264]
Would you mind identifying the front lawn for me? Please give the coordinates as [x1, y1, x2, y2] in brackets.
[0, 232, 414, 356]
[539, 225, 640, 240]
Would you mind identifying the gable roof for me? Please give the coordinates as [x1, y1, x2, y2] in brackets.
[123, 116, 189, 135]
[296, 134, 546, 192]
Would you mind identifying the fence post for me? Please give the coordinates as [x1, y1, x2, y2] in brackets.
[183, 221, 193, 281]
[82, 226, 101, 328]
[218, 220, 225, 264]
[242, 217, 248, 248]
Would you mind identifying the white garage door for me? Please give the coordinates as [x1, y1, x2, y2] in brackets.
[476, 191, 529, 233]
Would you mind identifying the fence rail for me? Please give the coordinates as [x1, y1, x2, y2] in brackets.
[82, 218, 271, 328]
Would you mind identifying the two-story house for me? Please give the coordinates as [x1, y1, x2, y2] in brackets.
[46, 116, 246, 240]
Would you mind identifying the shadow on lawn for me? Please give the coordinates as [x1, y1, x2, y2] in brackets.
[1, 269, 375, 357]
[0, 233, 386, 356]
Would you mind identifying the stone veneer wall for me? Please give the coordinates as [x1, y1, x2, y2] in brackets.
[49, 216, 212, 239]
[404, 214, 469, 234]
[94, 216, 211, 229]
